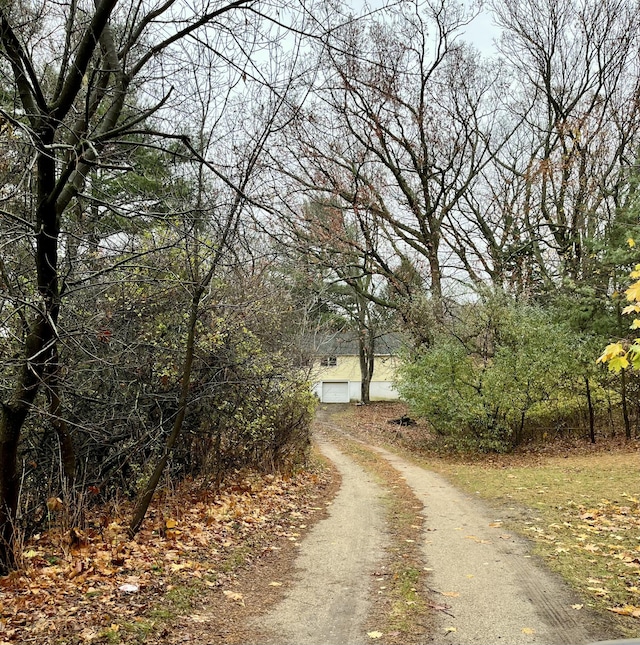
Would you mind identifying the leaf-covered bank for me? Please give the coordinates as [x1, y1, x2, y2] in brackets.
[0, 459, 334, 645]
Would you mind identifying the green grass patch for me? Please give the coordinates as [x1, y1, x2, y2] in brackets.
[165, 581, 203, 613]
[428, 452, 640, 631]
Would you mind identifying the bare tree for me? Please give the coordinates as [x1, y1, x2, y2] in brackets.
[272, 0, 502, 325]
[489, 0, 640, 285]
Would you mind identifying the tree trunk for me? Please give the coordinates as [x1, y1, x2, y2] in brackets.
[585, 376, 595, 444]
[621, 368, 631, 441]
[0, 134, 60, 573]
[427, 237, 444, 323]
[356, 292, 375, 405]
[359, 338, 374, 404]
[0, 409, 23, 574]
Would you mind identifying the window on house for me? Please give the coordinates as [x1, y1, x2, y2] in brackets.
[320, 355, 337, 367]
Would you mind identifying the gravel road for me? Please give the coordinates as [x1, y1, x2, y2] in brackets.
[255, 414, 610, 645]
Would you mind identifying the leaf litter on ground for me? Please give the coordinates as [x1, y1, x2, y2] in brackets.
[0, 467, 332, 644]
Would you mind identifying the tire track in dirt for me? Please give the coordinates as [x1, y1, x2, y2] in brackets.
[254, 440, 388, 645]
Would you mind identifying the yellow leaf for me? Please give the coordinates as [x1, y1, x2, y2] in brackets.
[46, 496, 64, 512]
[522, 627, 535, 634]
[442, 591, 460, 597]
[631, 319, 640, 330]
[367, 631, 383, 639]
[445, 627, 457, 634]
[608, 605, 640, 617]
[628, 237, 636, 247]
[268, 581, 283, 587]
[169, 561, 192, 572]
[165, 518, 178, 529]
[608, 355, 630, 373]
[222, 590, 245, 605]
[572, 604, 584, 610]
[626, 280, 640, 302]
[597, 342, 625, 364]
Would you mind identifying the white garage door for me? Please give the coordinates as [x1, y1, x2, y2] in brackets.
[321, 381, 349, 403]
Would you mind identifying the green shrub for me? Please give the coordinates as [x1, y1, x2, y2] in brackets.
[398, 299, 584, 451]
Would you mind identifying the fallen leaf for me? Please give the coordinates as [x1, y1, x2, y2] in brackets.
[522, 627, 535, 634]
[46, 497, 64, 512]
[223, 590, 245, 605]
[268, 581, 283, 587]
[572, 604, 584, 610]
[441, 591, 460, 597]
[79, 629, 98, 642]
[465, 535, 491, 544]
[367, 631, 383, 639]
[445, 626, 457, 633]
[608, 605, 640, 617]
[169, 562, 193, 572]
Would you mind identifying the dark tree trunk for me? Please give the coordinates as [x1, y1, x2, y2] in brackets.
[359, 338, 375, 404]
[621, 369, 631, 441]
[356, 291, 375, 405]
[0, 132, 60, 573]
[0, 408, 24, 574]
[585, 376, 595, 444]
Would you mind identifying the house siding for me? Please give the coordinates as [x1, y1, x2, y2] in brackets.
[311, 355, 400, 403]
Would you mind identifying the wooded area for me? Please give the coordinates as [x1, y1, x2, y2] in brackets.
[1, 0, 640, 574]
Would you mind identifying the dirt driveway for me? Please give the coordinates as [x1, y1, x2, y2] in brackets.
[253, 410, 611, 645]
[256, 440, 387, 645]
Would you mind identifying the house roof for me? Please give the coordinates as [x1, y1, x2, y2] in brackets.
[308, 332, 403, 356]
